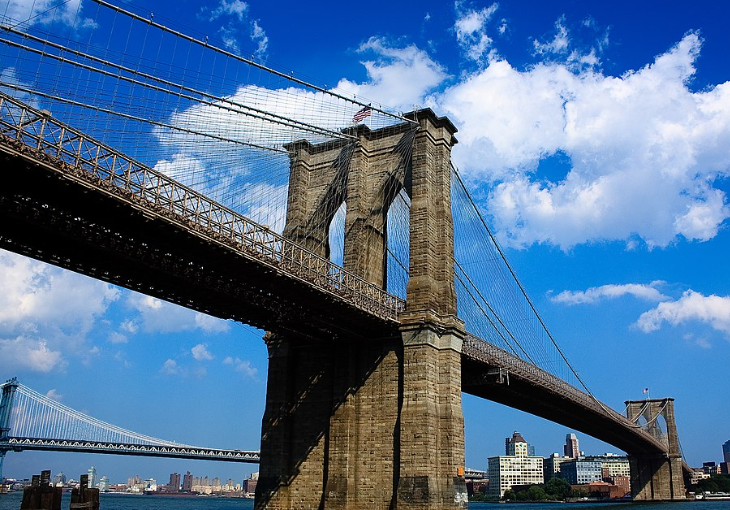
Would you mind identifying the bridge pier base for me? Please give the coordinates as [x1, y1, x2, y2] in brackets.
[397, 316, 467, 509]
[628, 454, 685, 501]
[255, 322, 466, 510]
[255, 333, 402, 510]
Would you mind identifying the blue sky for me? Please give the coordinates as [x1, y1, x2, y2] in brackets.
[2, 0, 730, 484]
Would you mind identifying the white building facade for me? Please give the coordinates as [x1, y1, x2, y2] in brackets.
[488, 432, 544, 497]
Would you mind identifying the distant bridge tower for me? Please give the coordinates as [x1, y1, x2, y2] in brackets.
[625, 398, 686, 500]
[0, 378, 19, 482]
[256, 110, 466, 510]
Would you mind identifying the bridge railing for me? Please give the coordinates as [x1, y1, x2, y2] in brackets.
[462, 334, 666, 452]
[0, 91, 405, 322]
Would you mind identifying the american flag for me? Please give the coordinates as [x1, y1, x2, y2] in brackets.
[352, 106, 372, 123]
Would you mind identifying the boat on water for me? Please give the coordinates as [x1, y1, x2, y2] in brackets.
[697, 492, 730, 501]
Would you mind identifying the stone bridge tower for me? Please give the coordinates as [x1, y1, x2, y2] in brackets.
[255, 110, 467, 510]
[625, 398, 686, 500]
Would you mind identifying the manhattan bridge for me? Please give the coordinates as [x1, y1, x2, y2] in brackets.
[0, 2, 689, 508]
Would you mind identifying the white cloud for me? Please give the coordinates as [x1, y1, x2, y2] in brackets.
[191, 343, 214, 361]
[45, 388, 63, 401]
[223, 356, 257, 378]
[0, 336, 65, 373]
[119, 320, 138, 334]
[0, 250, 118, 373]
[207, 0, 267, 59]
[194, 314, 231, 334]
[126, 294, 229, 334]
[209, 0, 248, 21]
[438, 32, 730, 248]
[3, 0, 96, 29]
[335, 37, 448, 111]
[251, 20, 268, 59]
[454, 2, 498, 62]
[108, 332, 128, 344]
[551, 281, 668, 305]
[0, 251, 119, 331]
[636, 290, 730, 335]
[160, 359, 181, 375]
[533, 16, 570, 56]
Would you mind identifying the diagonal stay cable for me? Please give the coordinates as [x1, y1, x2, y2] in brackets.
[1, 82, 287, 153]
[451, 165, 604, 405]
[0, 34, 346, 143]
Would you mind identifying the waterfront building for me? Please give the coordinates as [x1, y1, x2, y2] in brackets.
[243, 473, 259, 496]
[98, 476, 110, 492]
[559, 458, 603, 485]
[544, 453, 571, 481]
[586, 454, 631, 480]
[489, 431, 544, 497]
[690, 469, 710, 485]
[87, 466, 97, 488]
[703, 462, 720, 475]
[723, 440, 730, 464]
[564, 433, 579, 458]
[144, 478, 157, 492]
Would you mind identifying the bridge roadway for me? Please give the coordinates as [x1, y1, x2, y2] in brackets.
[0, 92, 669, 460]
[3, 437, 260, 463]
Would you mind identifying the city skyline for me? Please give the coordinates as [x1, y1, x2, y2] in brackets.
[2, 0, 730, 483]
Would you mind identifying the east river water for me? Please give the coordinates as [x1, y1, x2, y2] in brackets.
[2, 492, 730, 510]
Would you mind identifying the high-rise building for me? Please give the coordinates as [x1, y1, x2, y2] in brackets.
[168, 473, 181, 492]
[98, 476, 110, 492]
[723, 440, 730, 464]
[243, 472, 259, 496]
[564, 433, 580, 459]
[489, 432, 544, 497]
[87, 466, 97, 488]
[182, 471, 193, 492]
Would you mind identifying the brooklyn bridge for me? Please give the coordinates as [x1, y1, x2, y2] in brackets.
[0, 2, 688, 508]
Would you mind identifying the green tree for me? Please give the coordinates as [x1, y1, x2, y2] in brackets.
[571, 488, 588, 498]
[526, 485, 548, 501]
[545, 477, 572, 500]
[502, 489, 516, 501]
[696, 475, 730, 493]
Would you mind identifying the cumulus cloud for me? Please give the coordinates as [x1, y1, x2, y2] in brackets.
[454, 1, 498, 62]
[551, 281, 669, 305]
[126, 294, 230, 334]
[160, 359, 181, 375]
[191, 343, 214, 361]
[2, 0, 96, 29]
[0, 337, 65, 373]
[45, 388, 63, 401]
[438, 32, 730, 249]
[335, 37, 448, 111]
[108, 332, 128, 345]
[223, 356, 257, 378]
[636, 290, 730, 336]
[0, 250, 119, 373]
